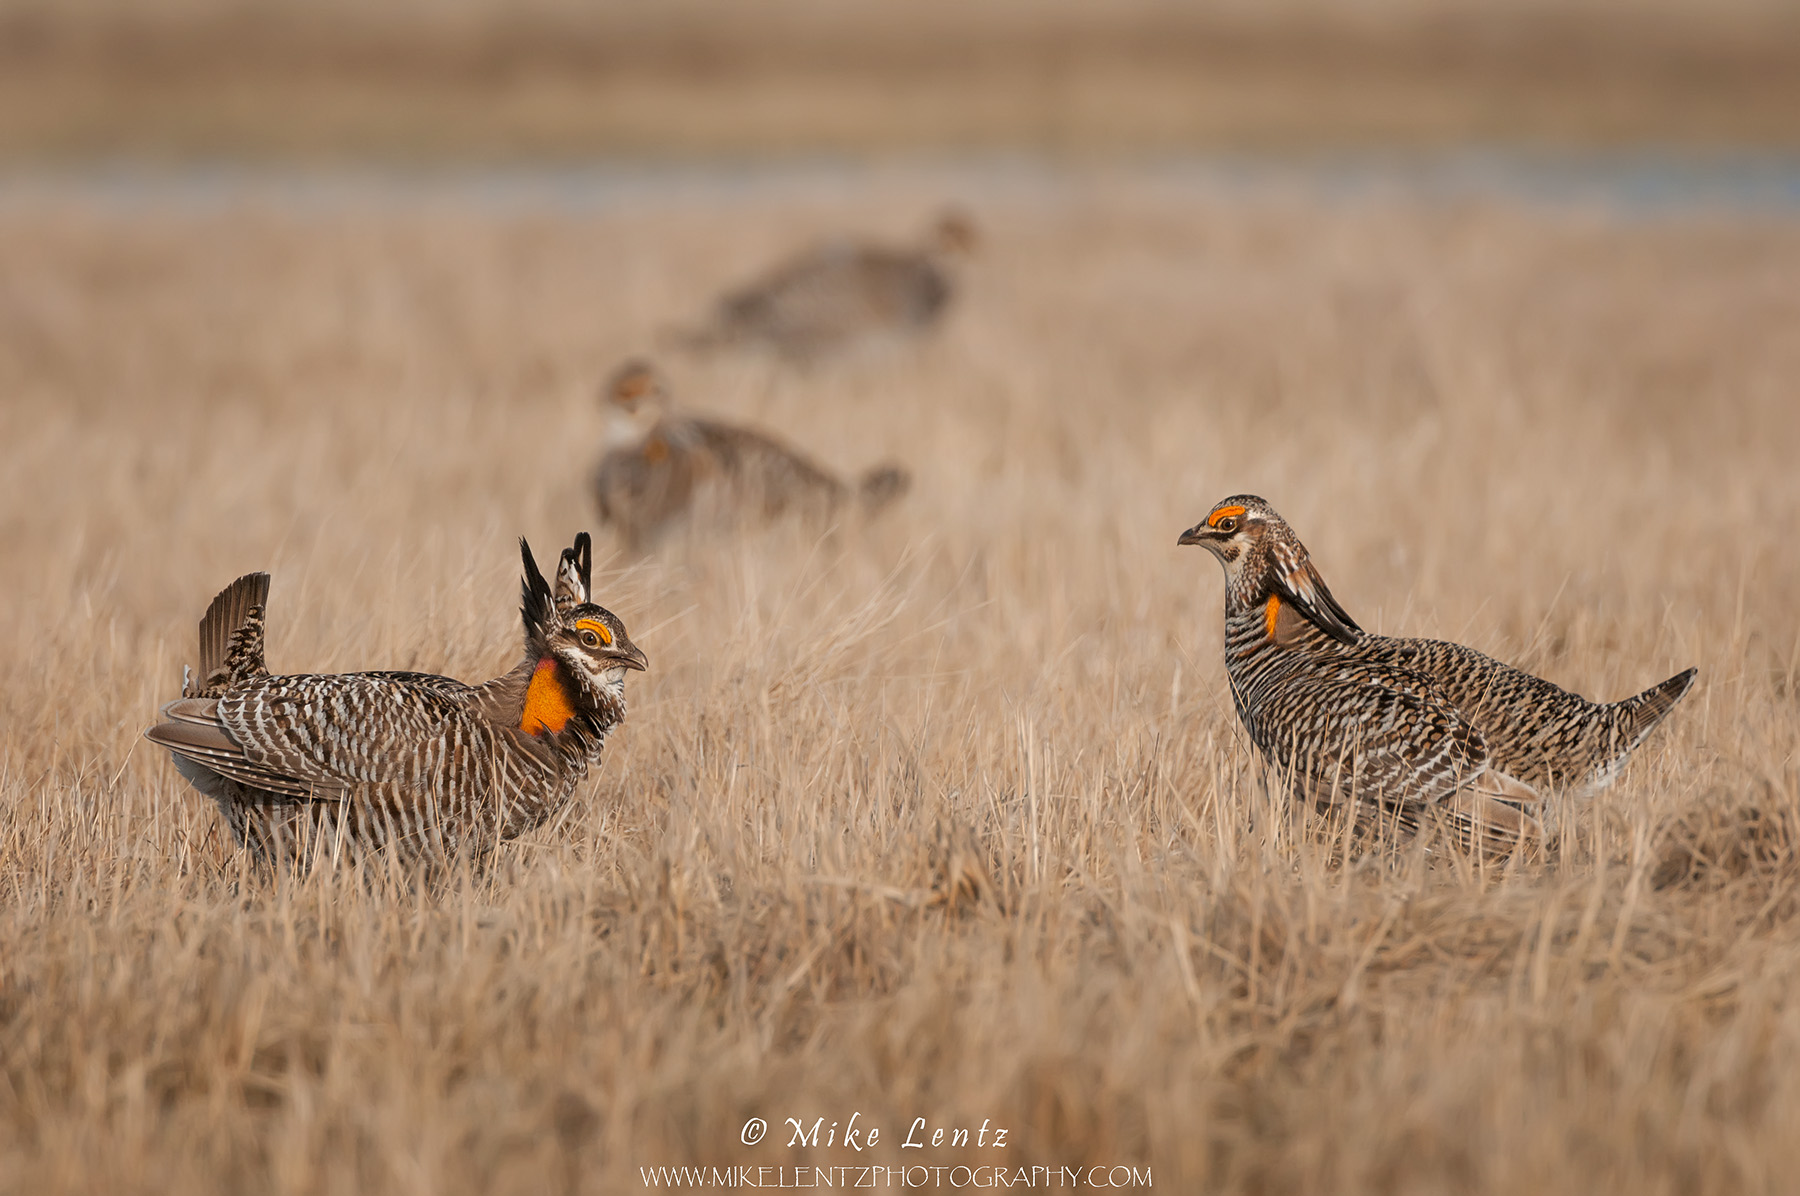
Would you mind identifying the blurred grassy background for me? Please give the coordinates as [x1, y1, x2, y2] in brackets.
[3, 182, 1797, 1195]
[5, 4, 1800, 1193]
[3, 0, 1800, 162]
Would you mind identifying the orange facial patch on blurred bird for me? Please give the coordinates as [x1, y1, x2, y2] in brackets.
[1209, 505, 1247, 528]
[574, 618, 613, 646]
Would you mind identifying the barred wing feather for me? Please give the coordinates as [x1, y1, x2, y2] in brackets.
[148, 673, 491, 800]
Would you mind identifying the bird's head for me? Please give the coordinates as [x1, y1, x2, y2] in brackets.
[600, 358, 669, 447]
[1176, 495, 1278, 574]
[518, 532, 648, 736]
[1178, 495, 1361, 644]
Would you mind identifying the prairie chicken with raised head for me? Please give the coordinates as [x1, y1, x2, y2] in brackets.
[675, 209, 977, 362]
[145, 533, 647, 868]
[592, 359, 909, 552]
[1178, 495, 1696, 849]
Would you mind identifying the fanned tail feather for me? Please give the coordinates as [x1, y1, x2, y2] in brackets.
[191, 573, 271, 698]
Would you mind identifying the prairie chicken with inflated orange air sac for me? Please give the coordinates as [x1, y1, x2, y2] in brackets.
[144, 533, 647, 869]
[673, 209, 976, 362]
[592, 358, 909, 552]
[1178, 495, 1696, 851]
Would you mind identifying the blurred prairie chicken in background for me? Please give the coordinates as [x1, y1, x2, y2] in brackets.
[144, 534, 647, 869]
[1178, 495, 1696, 851]
[673, 208, 977, 362]
[592, 358, 909, 552]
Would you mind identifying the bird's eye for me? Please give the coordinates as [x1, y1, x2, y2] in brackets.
[1217, 517, 1237, 534]
[579, 630, 601, 649]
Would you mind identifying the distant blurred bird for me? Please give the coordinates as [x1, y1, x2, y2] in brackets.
[673, 209, 978, 362]
[145, 533, 646, 869]
[1178, 495, 1696, 852]
[591, 359, 910, 552]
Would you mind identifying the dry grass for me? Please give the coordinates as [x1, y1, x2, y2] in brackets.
[2, 171, 1799, 1192]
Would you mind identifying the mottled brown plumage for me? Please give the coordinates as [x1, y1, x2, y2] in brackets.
[592, 360, 909, 551]
[145, 534, 647, 869]
[675, 210, 976, 361]
[1178, 495, 1696, 850]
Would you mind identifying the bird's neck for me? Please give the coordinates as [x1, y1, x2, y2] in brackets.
[604, 407, 662, 450]
[1222, 565, 1275, 618]
[520, 656, 580, 736]
[476, 656, 602, 754]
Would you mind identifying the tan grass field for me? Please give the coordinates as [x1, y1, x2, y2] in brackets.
[2, 172, 1799, 1192]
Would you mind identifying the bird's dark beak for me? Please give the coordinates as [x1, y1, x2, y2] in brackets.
[1177, 524, 1211, 547]
[610, 641, 649, 672]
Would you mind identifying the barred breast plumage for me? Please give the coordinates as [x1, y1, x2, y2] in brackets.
[1180, 495, 1696, 849]
[145, 533, 648, 869]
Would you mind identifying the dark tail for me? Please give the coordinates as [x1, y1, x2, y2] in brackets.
[857, 463, 911, 515]
[191, 572, 271, 697]
[1619, 667, 1698, 747]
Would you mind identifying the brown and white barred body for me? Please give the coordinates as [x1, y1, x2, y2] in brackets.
[1179, 495, 1696, 847]
[144, 534, 647, 869]
[592, 360, 909, 552]
[676, 210, 977, 362]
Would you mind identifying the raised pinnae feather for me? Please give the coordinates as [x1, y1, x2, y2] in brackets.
[554, 532, 592, 613]
[519, 538, 559, 648]
[1270, 543, 1361, 645]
